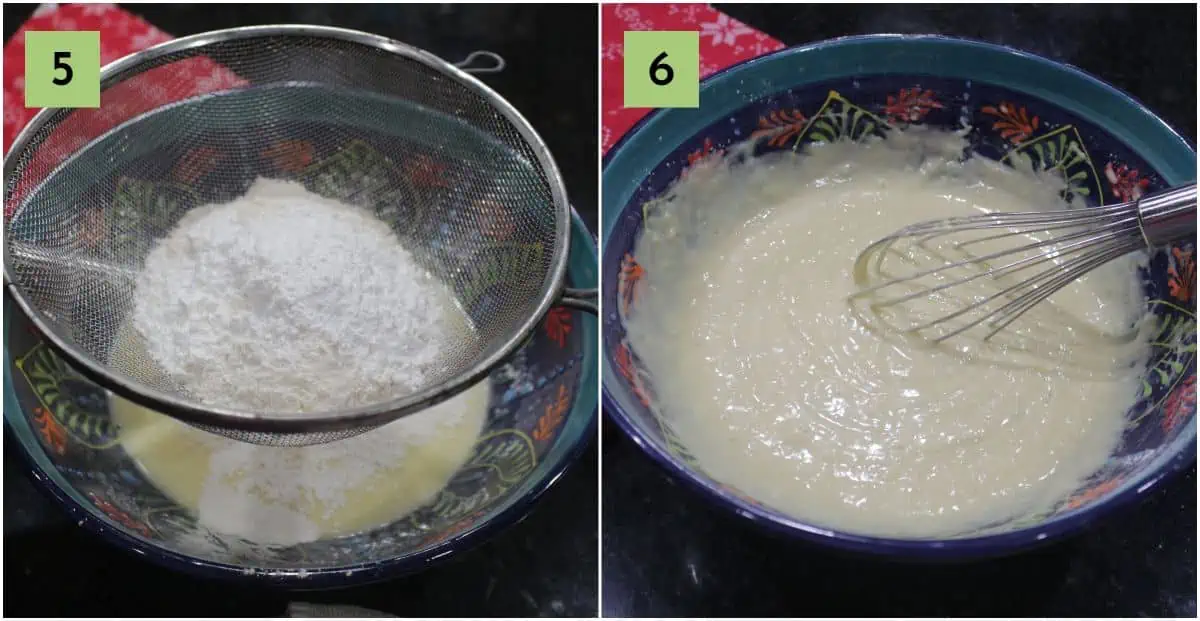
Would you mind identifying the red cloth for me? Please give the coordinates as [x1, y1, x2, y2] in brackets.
[3, 4, 245, 213]
[5, 4, 782, 162]
[3, 4, 173, 153]
[601, 4, 783, 154]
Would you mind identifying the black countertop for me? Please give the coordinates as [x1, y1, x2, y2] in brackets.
[2, 4, 598, 618]
[602, 4, 1197, 618]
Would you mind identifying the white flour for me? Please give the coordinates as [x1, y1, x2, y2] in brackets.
[117, 178, 487, 546]
[131, 177, 460, 413]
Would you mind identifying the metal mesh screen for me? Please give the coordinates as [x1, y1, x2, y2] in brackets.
[4, 27, 569, 445]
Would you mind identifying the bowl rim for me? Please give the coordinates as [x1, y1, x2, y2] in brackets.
[3, 209, 598, 586]
[601, 33, 1197, 558]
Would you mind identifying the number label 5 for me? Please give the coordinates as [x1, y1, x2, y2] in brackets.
[53, 51, 74, 86]
[24, 31, 101, 108]
[623, 31, 699, 109]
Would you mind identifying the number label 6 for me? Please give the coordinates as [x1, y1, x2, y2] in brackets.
[623, 30, 698, 109]
[649, 52, 674, 86]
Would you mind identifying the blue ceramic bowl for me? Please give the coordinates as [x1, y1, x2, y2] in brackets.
[602, 35, 1196, 558]
[4, 202, 597, 588]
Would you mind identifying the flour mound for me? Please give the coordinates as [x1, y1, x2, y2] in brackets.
[131, 178, 455, 413]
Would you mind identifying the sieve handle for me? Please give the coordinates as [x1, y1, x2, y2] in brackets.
[559, 287, 597, 314]
[453, 50, 505, 75]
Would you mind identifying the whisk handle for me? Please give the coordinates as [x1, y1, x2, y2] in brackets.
[1138, 182, 1197, 247]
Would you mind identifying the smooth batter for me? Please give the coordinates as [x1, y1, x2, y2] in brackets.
[625, 129, 1150, 538]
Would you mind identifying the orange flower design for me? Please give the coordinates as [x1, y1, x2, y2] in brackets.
[681, 137, 723, 178]
[533, 384, 570, 442]
[423, 511, 487, 546]
[31, 406, 66, 456]
[750, 109, 808, 148]
[88, 493, 154, 538]
[614, 342, 650, 406]
[260, 140, 315, 173]
[1065, 478, 1121, 510]
[619, 254, 645, 314]
[1163, 375, 1196, 434]
[687, 137, 719, 166]
[981, 102, 1040, 144]
[884, 88, 944, 124]
[476, 197, 517, 240]
[173, 146, 223, 184]
[405, 154, 451, 190]
[1168, 247, 1195, 303]
[78, 207, 107, 249]
[544, 307, 572, 348]
[1104, 162, 1151, 203]
[717, 483, 758, 505]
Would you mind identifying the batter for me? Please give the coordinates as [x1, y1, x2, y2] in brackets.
[111, 382, 488, 545]
[625, 129, 1150, 538]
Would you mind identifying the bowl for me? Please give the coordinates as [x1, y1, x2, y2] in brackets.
[601, 35, 1196, 558]
[3, 206, 597, 587]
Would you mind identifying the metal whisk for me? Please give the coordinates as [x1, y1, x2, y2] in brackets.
[852, 183, 1196, 343]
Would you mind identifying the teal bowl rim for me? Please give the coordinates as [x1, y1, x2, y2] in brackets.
[3, 210, 598, 586]
[601, 34, 1196, 557]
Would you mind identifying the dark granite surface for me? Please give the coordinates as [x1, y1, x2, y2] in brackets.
[602, 4, 1197, 619]
[3, 4, 598, 617]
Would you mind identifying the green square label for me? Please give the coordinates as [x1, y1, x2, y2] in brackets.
[623, 31, 699, 109]
[24, 31, 101, 109]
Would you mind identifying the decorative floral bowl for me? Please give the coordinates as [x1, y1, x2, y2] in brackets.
[4, 201, 597, 587]
[602, 35, 1196, 558]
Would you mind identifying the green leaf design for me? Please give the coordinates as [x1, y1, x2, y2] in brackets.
[461, 429, 538, 485]
[1005, 126, 1103, 205]
[811, 118, 837, 141]
[792, 91, 888, 149]
[108, 177, 198, 260]
[298, 139, 405, 218]
[458, 242, 546, 310]
[15, 343, 120, 448]
[1132, 309, 1197, 416]
[659, 417, 700, 468]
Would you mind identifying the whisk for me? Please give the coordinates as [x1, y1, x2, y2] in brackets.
[851, 183, 1196, 343]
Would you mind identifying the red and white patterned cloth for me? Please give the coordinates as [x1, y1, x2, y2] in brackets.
[6, 4, 781, 160]
[3, 4, 247, 213]
[3, 3, 174, 153]
[601, 3, 783, 154]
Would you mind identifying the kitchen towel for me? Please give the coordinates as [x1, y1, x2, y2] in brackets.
[600, 3, 783, 154]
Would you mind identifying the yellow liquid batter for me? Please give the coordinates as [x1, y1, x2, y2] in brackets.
[626, 130, 1150, 538]
[111, 381, 488, 545]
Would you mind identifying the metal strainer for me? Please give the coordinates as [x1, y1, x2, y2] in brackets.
[4, 25, 595, 446]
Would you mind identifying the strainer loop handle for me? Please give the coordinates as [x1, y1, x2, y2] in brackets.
[454, 50, 506, 75]
[559, 287, 597, 314]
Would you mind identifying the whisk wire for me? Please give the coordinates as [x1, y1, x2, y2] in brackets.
[853, 183, 1196, 344]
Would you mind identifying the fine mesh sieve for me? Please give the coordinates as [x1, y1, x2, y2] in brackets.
[4, 25, 595, 446]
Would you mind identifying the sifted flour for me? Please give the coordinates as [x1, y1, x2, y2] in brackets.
[130, 177, 464, 413]
[114, 178, 488, 545]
